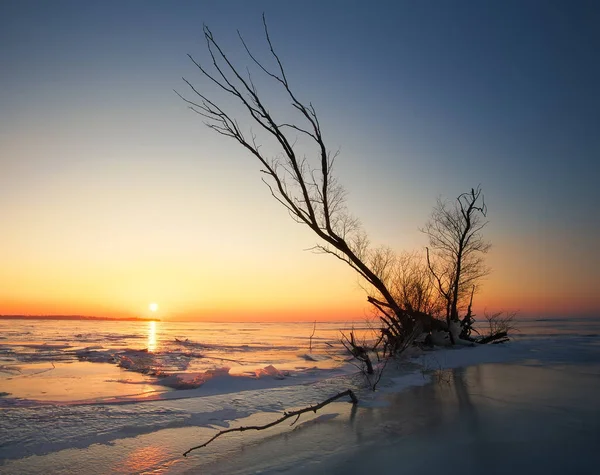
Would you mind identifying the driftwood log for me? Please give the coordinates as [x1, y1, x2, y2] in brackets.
[478, 331, 508, 344]
[183, 389, 358, 457]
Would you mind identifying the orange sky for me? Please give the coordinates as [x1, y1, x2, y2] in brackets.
[1, 3, 598, 322]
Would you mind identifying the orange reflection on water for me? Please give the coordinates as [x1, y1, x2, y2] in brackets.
[147, 320, 157, 352]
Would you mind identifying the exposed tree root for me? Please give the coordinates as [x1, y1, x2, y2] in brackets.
[183, 389, 358, 457]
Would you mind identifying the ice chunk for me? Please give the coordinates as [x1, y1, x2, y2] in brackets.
[255, 365, 286, 379]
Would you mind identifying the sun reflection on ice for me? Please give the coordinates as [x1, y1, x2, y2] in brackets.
[147, 321, 157, 352]
[114, 444, 171, 474]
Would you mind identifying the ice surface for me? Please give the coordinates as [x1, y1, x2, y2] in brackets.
[1, 317, 599, 474]
[4, 360, 597, 475]
[178, 362, 600, 475]
[0, 320, 355, 405]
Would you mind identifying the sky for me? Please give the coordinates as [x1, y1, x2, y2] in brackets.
[1, 0, 598, 321]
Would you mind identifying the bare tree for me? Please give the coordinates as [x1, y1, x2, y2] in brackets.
[177, 16, 439, 352]
[423, 186, 491, 341]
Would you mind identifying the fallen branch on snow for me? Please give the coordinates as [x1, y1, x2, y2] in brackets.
[183, 389, 358, 456]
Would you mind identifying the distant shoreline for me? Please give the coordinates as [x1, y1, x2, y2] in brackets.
[0, 315, 160, 322]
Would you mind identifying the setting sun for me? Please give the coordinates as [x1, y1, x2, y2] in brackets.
[149, 303, 158, 312]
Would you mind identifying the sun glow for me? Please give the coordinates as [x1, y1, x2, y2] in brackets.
[149, 302, 158, 312]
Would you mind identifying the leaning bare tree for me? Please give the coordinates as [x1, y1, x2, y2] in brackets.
[177, 16, 436, 353]
[422, 186, 491, 343]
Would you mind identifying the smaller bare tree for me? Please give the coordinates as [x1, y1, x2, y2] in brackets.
[423, 186, 491, 342]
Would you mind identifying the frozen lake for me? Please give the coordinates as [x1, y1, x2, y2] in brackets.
[1, 317, 599, 473]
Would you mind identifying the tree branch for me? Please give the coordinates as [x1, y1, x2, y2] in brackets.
[183, 389, 358, 456]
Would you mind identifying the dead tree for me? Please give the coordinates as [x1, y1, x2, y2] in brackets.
[423, 186, 491, 342]
[177, 15, 427, 352]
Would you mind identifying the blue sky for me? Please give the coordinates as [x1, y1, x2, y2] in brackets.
[1, 1, 598, 319]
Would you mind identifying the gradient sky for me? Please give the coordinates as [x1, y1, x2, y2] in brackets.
[1, 0, 598, 321]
